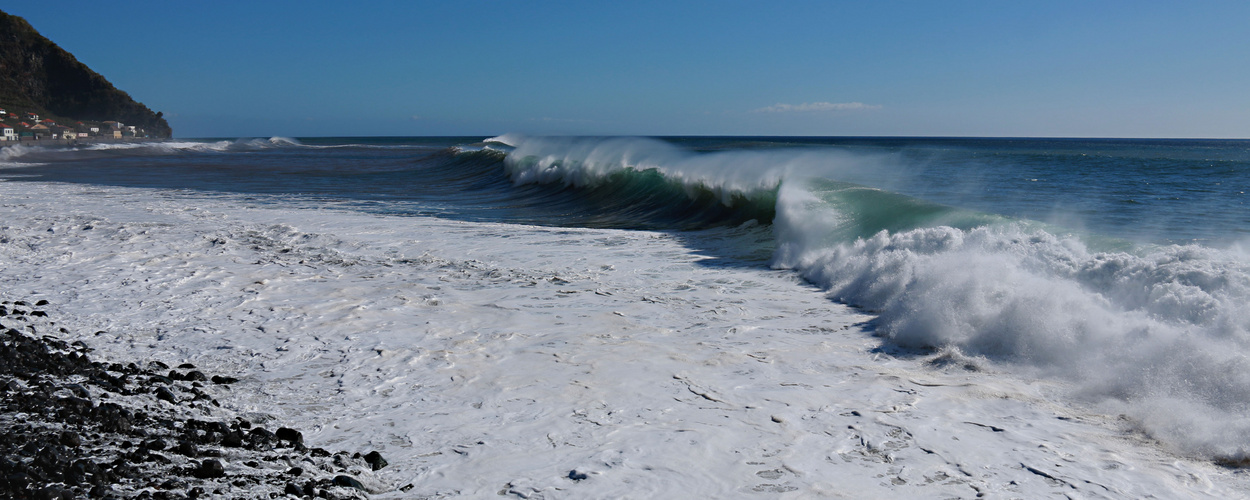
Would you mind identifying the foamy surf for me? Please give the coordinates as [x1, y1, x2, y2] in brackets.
[0, 179, 1245, 498]
[2, 135, 1249, 497]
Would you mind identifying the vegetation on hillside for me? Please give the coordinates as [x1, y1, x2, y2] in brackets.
[0, 9, 171, 138]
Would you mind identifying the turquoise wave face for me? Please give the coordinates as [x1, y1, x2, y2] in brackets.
[793, 178, 1005, 242]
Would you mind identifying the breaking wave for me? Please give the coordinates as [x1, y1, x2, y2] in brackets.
[503, 134, 1250, 461]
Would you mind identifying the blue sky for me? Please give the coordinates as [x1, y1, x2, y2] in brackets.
[7, 1, 1248, 138]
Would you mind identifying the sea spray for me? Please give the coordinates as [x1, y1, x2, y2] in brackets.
[773, 183, 1250, 459]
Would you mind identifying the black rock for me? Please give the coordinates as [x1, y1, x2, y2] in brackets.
[221, 431, 243, 448]
[64, 383, 90, 398]
[155, 387, 177, 403]
[209, 375, 237, 385]
[0, 313, 411, 499]
[59, 396, 93, 414]
[126, 447, 149, 462]
[59, 431, 81, 447]
[35, 484, 73, 500]
[67, 459, 104, 485]
[332, 475, 365, 490]
[94, 403, 133, 432]
[35, 300, 49, 306]
[248, 427, 275, 445]
[6, 471, 31, 488]
[148, 375, 173, 385]
[275, 427, 303, 446]
[192, 459, 225, 479]
[568, 469, 589, 481]
[175, 440, 198, 457]
[363, 451, 388, 471]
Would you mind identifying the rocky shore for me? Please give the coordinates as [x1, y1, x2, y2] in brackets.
[0, 299, 402, 499]
[4, 137, 164, 145]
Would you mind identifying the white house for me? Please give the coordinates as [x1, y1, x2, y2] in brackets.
[1, 125, 14, 141]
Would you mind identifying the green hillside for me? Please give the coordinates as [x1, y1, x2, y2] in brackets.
[0, 10, 171, 137]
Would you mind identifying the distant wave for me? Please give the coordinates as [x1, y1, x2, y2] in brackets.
[0, 137, 311, 166]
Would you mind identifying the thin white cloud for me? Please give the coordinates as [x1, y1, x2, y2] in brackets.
[753, 101, 881, 113]
[528, 116, 599, 124]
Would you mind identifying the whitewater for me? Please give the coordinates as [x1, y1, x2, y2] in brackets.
[1, 136, 1249, 498]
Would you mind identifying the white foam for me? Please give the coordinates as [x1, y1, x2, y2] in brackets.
[774, 180, 1250, 460]
[0, 181, 1247, 497]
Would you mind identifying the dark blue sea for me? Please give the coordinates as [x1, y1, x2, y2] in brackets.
[3, 135, 1247, 244]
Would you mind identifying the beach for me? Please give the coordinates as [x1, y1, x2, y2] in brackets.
[3, 1, 1249, 496]
[3, 167, 1249, 498]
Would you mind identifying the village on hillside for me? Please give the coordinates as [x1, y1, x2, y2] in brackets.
[0, 107, 159, 142]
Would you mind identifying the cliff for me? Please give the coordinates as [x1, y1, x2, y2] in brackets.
[0, 10, 171, 137]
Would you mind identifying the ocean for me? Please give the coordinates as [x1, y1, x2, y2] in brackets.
[1, 135, 1248, 497]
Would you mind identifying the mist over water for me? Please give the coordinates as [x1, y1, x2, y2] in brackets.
[3, 135, 1250, 460]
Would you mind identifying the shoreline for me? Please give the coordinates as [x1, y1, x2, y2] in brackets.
[2, 137, 167, 147]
